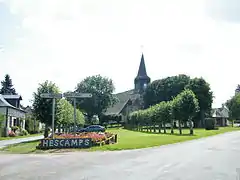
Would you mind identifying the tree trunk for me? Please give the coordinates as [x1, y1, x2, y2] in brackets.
[171, 120, 174, 134]
[163, 123, 166, 134]
[44, 125, 49, 138]
[153, 123, 156, 133]
[189, 119, 193, 135]
[158, 123, 161, 133]
[178, 120, 182, 135]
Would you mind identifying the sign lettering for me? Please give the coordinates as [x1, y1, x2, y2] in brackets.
[39, 138, 92, 149]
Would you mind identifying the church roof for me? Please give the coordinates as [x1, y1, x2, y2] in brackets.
[105, 90, 139, 115]
[135, 53, 150, 80]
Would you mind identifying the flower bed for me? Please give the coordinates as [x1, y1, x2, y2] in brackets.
[37, 132, 117, 149]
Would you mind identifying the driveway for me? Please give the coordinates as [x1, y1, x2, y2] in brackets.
[0, 135, 43, 149]
[0, 131, 240, 180]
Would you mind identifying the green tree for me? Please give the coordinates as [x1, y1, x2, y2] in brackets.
[156, 101, 172, 134]
[32, 81, 61, 137]
[57, 99, 85, 128]
[0, 74, 17, 95]
[143, 74, 190, 108]
[172, 89, 199, 135]
[226, 93, 240, 123]
[185, 77, 213, 127]
[75, 75, 117, 124]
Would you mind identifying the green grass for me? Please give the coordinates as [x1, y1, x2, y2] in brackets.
[0, 133, 42, 141]
[0, 127, 239, 154]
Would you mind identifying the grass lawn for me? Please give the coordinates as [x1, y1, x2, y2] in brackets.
[0, 133, 42, 141]
[0, 127, 239, 154]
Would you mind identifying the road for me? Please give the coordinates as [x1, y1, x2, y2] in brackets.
[0, 135, 43, 149]
[0, 131, 240, 180]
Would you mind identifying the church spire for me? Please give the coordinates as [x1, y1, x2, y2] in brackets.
[134, 53, 151, 93]
[137, 53, 148, 77]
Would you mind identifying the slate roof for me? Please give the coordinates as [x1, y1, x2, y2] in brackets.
[2, 94, 22, 100]
[211, 105, 229, 118]
[0, 94, 26, 113]
[105, 89, 140, 115]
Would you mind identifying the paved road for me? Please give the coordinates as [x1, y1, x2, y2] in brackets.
[1, 131, 240, 180]
[0, 135, 43, 149]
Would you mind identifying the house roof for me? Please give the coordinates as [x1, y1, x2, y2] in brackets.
[211, 106, 229, 118]
[0, 94, 15, 108]
[0, 94, 26, 116]
[2, 94, 22, 100]
[105, 89, 139, 115]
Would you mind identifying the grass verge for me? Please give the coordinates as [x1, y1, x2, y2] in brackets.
[0, 133, 42, 141]
[0, 127, 239, 154]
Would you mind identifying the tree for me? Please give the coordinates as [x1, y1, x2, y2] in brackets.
[57, 99, 85, 132]
[0, 74, 17, 95]
[226, 93, 240, 122]
[75, 75, 117, 124]
[155, 101, 172, 134]
[143, 74, 190, 108]
[185, 77, 213, 127]
[172, 89, 199, 135]
[32, 81, 61, 137]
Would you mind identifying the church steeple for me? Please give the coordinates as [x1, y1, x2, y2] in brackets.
[134, 53, 151, 93]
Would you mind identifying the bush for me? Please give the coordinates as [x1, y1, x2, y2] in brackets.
[11, 126, 19, 133]
[19, 129, 29, 136]
[205, 118, 216, 130]
[8, 131, 16, 137]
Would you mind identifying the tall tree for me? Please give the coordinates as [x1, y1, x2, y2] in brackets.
[75, 75, 117, 124]
[143, 74, 190, 108]
[172, 89, 199, 135]
[226, 93, 240, 121]
[0, 74, 16, 95]
[32, 81, 61, 137]
[185, 77, 213, 127]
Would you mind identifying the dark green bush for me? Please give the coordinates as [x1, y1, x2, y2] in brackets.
[205, 118, 216, 130]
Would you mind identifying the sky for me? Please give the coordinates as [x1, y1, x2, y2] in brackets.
[0, 0, 240, 108]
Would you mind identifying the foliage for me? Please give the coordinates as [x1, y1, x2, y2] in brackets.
[205, 118, 216, 130]
[143, 74, 190, 108]
[25, 114, 40, 134]
[11, 126, 19, 133]
[32, 80, 61, 126]
[143, 75, 213, 128]
[226, 93, 240, 120]
[8, 131, 16, 137]
[172, 89, 199, 134]
[19, 129, 29, 136]
[0, 74, 17, 95]
[0, 114, 4, 136]
[128, 90, 199, 135]
[75, 75, 117, 122]
[57, 99, 85, 126]
[172, 89, 199, 122]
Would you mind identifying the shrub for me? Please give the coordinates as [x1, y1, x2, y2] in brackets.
[11, 126, 19, 133]
[19, 129, 29, 136]
[205, 118, 216, 130]
[8, 131, 16, 137]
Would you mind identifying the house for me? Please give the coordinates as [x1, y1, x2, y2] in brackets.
[0, 94, 26, 136]
[105, 54, 151, 121]
[211, 104, 229, 127]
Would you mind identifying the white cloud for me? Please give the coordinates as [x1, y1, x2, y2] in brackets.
[0, 0, 240, 107]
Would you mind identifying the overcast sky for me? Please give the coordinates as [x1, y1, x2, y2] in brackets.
[0, 0, 240, 107]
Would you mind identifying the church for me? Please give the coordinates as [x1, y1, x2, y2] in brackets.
[105, 53, 151, 119]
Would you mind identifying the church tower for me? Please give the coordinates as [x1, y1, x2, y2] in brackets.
[134, 53, 151, 93]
